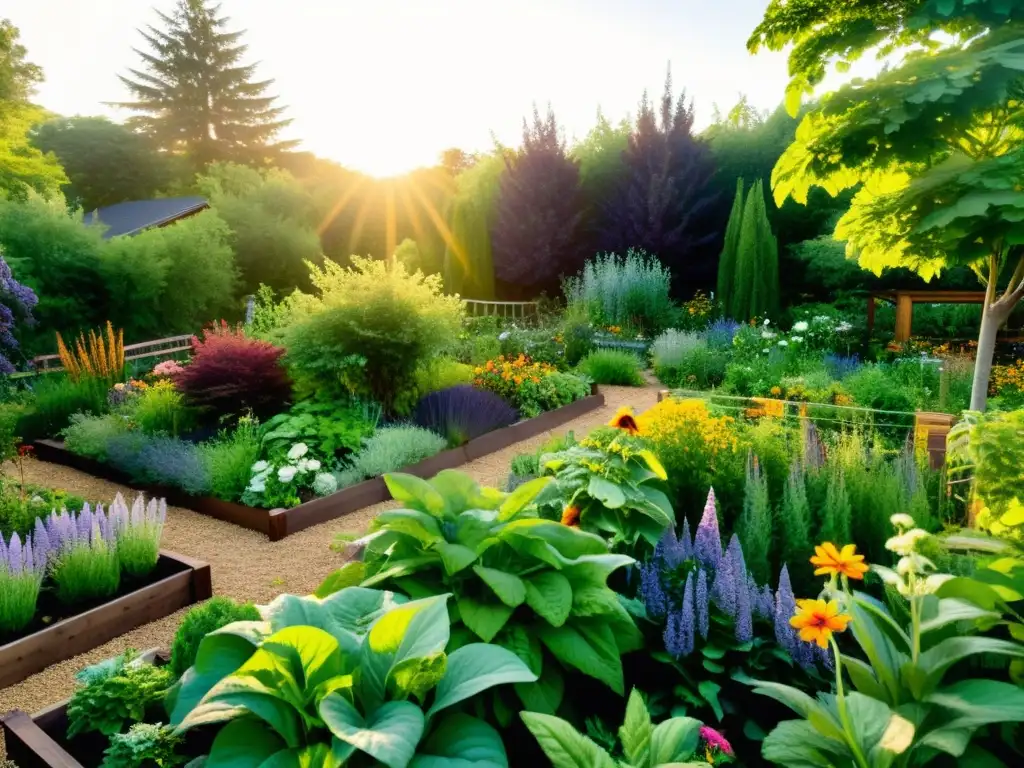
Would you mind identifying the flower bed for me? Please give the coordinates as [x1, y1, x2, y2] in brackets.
[34, 386, 605, 541]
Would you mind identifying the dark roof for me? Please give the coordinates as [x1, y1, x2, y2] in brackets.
[83, 197, 209, 238]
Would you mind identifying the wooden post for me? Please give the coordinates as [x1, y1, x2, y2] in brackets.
[895, 293, 913, 342]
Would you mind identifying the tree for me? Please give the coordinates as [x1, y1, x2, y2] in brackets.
[114, 0, 296, 169]
[439, 148, 477, 176]
[750, 0, 1024, 410]
[31, 117, 178, 211]
[716, 178, 744, 313]
[0, 19, 66, 200]
[443, 152, 503, 299]
[572, 109, 631, 257]
[490, 106, 584, 297]
[599, 68, 718, 286]
[729, 180, 779, 321]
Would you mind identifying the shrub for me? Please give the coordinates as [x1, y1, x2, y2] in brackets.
[242, 443, 337, 508]
[474, 354, 589, 417]
[413, 358, 474, 395]
[101, 723, 184, 768]
[20, 375, 110, 441]
[62, 413, 130, 460]
[412, 385, 519, 446]
[653, 335, 728, 390]
[201, 418, 262, 503]
[563, 249, 674, 335]
[172, 322, 291, 420]
[577, 348, 645, 386]
[0, 486, 85, 539]
[168, 596, 260, 677]
[0, 253, 37, 373]
[122, 379, 196, 436]
[106, 433, 212, 496]
[282, 256, 463, 413]
[50, 524, 121, 606]
[114, 495, 166, 579]
[650, 329, 703, 369]
[337, 426, 447, 486]
[66, 650, 172, 739]
[259, 395, 378, 463]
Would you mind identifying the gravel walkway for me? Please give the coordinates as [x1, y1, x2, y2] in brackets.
[0, 384, 660, 724]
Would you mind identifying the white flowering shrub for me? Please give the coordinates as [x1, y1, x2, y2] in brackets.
[241, 443, 337, 508]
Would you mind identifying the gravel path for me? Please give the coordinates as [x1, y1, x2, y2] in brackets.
[0, 385, 660, 724]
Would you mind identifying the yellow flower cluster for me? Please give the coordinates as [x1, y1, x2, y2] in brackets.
[637, 398, 739, 456]
[683, 290, 713, 319]
[606, 325, 622, 335]
[991, 359, 1024, 396]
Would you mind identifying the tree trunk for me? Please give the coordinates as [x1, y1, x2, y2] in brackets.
[969, 253, 1024, 411]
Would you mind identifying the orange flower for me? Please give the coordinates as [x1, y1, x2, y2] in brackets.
[560, 505, 581, 527]
[608, 406, 639, 435]
[810, 543, 868, 580]
[790, 599, 851, 648]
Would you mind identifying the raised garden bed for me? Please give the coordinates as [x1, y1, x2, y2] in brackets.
[0, 553, 211, 690]
[33, 387, 606, 541]
[2, 649, 168, 768]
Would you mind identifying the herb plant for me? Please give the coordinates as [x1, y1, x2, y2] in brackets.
[168, 596, 261, 678]
[67, 650, 173, 739]
[412, 384, 519, 447]
[260, 394, 379, 463]
[101, 723, 185, 768]
[577, 349, 645, 386]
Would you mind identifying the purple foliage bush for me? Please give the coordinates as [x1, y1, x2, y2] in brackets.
[412, 385, 519, 447]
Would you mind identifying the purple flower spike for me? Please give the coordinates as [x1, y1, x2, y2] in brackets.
[696, 568, 709, 640]
[774, 565, 797, 655]
[711, 544, 736, 618]
[0, 531, 7, 564]
[694, 487, 722, 571]
[679, 518, 693, 562]
[680, 571, 696, 657]
[8, 532, 22, 573]
[640, 561, 668, 620]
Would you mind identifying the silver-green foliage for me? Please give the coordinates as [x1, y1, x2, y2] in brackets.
[563, 249, 673, 334]
[338, 426, 448, 487]
[168, 586, 535, 767]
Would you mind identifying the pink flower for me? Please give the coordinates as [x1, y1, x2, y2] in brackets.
[700, 725, 733, 756]
[152, 360, 185, 377]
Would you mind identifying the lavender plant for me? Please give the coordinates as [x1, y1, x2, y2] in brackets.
[411, 384, 518, 447]
[0, 529, 47, 633]
[111, 495, 166, 578]
[47, 504, 122, 605]
[635, 488, 825, 751]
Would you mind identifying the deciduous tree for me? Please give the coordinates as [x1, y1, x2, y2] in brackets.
[750, 0, 1024, 410]
[114, 0, 296, 169]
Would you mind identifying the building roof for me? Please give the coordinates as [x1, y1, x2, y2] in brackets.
[83, 196, 209, 238]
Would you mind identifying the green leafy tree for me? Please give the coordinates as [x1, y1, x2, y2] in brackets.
[716, 177, 744, 313]
[729, 180, 779, 321]
[443, 152, 505, 298]
[31, 117, 179, 211]
[573, 109, 631, 255]
[0, 19, 67, 200]
[749, 0, 1024, 410]
[114, 0, 296, 169]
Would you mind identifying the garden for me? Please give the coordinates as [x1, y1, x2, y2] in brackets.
[4, 0, 1024, 765]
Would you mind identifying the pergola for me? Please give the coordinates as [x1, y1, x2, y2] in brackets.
[867, 290, 987, 342]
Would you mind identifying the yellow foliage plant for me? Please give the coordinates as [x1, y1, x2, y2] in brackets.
[57, 321, 125, 382]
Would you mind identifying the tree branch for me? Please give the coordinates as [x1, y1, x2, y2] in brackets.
[1004, 253, 1024, 306]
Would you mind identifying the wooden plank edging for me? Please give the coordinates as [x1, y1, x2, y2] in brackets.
[33, 389, 606, 541]
[0, 554, 210, 690]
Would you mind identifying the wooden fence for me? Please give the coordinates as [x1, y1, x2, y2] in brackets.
[23, 334, 194, 377]
[462, 299, 538, 320]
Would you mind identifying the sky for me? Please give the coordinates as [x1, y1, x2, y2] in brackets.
[14, 0, 798, 177]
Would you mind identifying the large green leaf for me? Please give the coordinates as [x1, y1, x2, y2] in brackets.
[918, 597, 1000, 635]
[320, 696, 425, 768]
[374, 510, 444, 545]
[362, 556, 442, 587]
[500, 519, 609, 561]
[362, 595, 451, 713]
[915, 637, 1024, 697]
[619, 689, 653, 766]
[457, 595, 514, 642]
[453, 511, 499, 551]
[514, 664, 565, 715]
[429, 470, 504, 514]
[314, 563, 367, 598]
[523, 571, 572, 627]
[427, 643, 536, 716]
[559, 554, 635, 586]
[761, 720, 842, 767]
[411, 713, 509, 767]
[498, 476, 550, 521]
[496, 623, 543, 675]
[844, 693, 903, 759]
[649, 716, 701, 764]
[927, 679, 1024, 729]
[206, 718, 285, 768]
[536, 619, 623, 694]
[168, 623, 267, 725]
[473, 566, 526, 607]
[384, 473, 447, 517]
[519, 712, 616, 768]
[257, 742, 348, 768]
[433, 542, 479, 575]
[587, 476, 626, 508]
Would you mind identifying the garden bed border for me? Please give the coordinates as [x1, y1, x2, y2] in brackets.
[0, 554, 210, 690]
[33, 387, 605, 541]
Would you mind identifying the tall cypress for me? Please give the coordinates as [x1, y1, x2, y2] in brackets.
[114, 0, 296, 169]
[728, 179, 779, 321]
[716, 177, 745, 313]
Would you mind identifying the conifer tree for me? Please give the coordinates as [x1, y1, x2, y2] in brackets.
[114, 0, 295, 169]
[715, 177, 744, 313]
[728, 179, 779, 321]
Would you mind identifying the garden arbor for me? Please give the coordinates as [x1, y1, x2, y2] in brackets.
[867, 290, 988, 342]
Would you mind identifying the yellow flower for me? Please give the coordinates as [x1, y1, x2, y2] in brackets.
[790, 599, 851, 648]
[608, 406, 639, 435]
[810, 543, 868, 580]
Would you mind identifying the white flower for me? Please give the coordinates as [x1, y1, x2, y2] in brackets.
[836, 322, 852, 333]
[306, 458, 322, 471]
[247, 478, 266, 493]
[890, 513, 915, 529]
[777, 340, 788, 347]
[762, 348, 769, 354]
[761, 330, 776, 339]
[278, 466, 298, 483]
[313, 473, 338, 496]
[287, 443, 309, 460]
[792, 321, 809, 332]
[251, 460, 270, 473]
[791, 335, 803, 343]
[498, 331, 510, 341]
[763, 318, 770, 326]
[885, 528, 930, 556]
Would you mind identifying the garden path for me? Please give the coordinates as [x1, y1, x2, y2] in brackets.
[0, 384, 660, 720]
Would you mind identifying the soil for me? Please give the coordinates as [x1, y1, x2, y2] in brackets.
[0, 384, 659, 756]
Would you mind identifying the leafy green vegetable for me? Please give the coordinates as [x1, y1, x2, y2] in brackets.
[100, 723, 184, 768]
[67, 650, 173, 739]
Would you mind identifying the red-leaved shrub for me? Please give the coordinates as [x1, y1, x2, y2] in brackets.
[173, 321, 291, 418]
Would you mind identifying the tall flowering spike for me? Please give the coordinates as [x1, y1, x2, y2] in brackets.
[679, 518, 693, 562]
[77, 503, 93, 538]
[32, 518, 51, 564]
[654, 525, 680, 570]
[696, 568, 709, 639]
[752, 582, 774, 620]
[158, 498, 167, 525]
[664, 610, 682, 659]
[24, 538, 35, 574]
[711, 544, 737, 618]
[726, 535, 753, 642]
[680, 571, 696, 657]
[694, 487, 722, 571]
[640, 561, 668, 620]
[774, 565, 797, 654]
[8, 532, 22, 573]
[0, 530, 6, 564]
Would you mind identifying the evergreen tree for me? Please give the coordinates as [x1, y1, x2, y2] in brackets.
[715, 177, 744, 313]
[443, 152, 504, 299]
[728, 180, 779, 321]
[490, 106, 583, 297]
[114, 0, 296, 169]
[599, 67, 717, 283]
